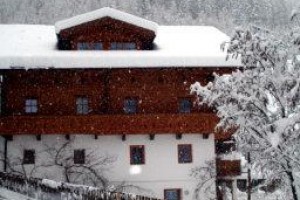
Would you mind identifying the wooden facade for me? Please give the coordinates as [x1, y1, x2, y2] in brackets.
[57, 17, 156, 50]
[0, 68, 232, 139]
[0, 8, 241, 185]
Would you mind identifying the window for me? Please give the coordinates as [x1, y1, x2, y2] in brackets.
[237, 179, 247, 192]
[23, 149, 35, 164]
[74, 149, 85, 164]
[25, 98, 38, 113]
[76, 96, 89, 114]
[216, 140, 236, 154]
[179, 98, 191, 113]
[110, 42, 136, 50]
[130, 145, 145, 165]
[178, 144, 192, 163]
[164, 189, 181, 200]
[77, 42, 103, 50]
[124, 98, 138, 114]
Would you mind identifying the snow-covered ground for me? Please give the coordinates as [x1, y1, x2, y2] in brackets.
[0, 187, 35, 200]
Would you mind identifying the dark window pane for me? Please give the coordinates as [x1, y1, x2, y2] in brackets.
[25, 99, 38, 113]
[116, 43, 123, 49]
[95, 43, 103, 50]
[77, 42, 89, 50]
[164, 189, 181, 200]
[124, 43, 136, 50]
[130, 145, 145, 165]
[23, 149, 35, 164]
[237, 179, 247, 192]
[178, 144, 192, 163]
[216, 141, 235, 154]
[76, 97, 88, 114]
[110, 42, 117, 50]
[124, 98, 137, 114]
[74, 149, 85, 164]
[179, 99, 191, 113]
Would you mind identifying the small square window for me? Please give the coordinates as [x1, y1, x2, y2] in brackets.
[178, 144, 192, 163]
[117, 43, 123, 49]
[110, 42, 117, 50]
[110, 42, 136, 50]
[164, 189, 181, 200]
[124, 43, 136, 50]
[77, 42, 89, 50]
[124, 98, 138, 114]
[130, 145, 145, 165]
[23, 149, 35, 164]
[179, 98, 191, 113]
[76, 96, 89, 114]
[25, 98, 38, 113]
[95, 43, 103, 50]
[74, 149, 85, 164]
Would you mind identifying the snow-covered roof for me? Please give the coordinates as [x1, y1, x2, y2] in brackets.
[0, 25, 241, 69]
[55, 7, 158, 34]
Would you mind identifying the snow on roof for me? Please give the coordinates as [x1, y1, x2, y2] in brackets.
[55, 7, 158, 34]
[0, 25, 241, 69]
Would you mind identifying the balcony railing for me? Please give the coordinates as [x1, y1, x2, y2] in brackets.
[0, 113, 232, 138]
[216, 159, 241, 177]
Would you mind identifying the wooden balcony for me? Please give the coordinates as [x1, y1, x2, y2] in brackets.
[216, 159, 241, 177]
[0, 113, 231, 139]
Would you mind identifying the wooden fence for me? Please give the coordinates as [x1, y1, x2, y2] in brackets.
[0, 172, 162, 200]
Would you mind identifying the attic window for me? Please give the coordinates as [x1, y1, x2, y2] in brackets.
[110, 42, 136, 50]
[77, 42, 103, 50]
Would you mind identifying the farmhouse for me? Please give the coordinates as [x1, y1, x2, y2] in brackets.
[0, 7, 241, 200]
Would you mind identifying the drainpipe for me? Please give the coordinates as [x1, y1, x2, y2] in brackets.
[3, 136, 7, 172]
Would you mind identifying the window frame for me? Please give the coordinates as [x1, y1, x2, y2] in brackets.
[76, 96, 89, 115]
[164, 189, 182, 200]
[25, 98, 38, 114]
[110, 42, 136, 50]
[77, 42, 103, 50]
[124, 97, 138, 114]
[23, 149, 35, 165]
[74, 149, 85, 164]
[178, 144, 193, 164]
[130, 145, 145, 165]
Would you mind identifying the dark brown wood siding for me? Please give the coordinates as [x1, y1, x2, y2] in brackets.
[0, 67, 233, 137]
[58, 17, 156, 50]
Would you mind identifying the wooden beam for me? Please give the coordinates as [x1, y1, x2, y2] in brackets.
[36, 135, 41, 141]
[176, 134, 182, 140]
[122, 134, 126, 141]
[2, 135, 13, 141]
[65, 134, 70, 140]
[203, 134, 209, 139]
[149, 134, 155, 140]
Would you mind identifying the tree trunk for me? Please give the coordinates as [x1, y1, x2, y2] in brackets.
[287, 171, 299, 200]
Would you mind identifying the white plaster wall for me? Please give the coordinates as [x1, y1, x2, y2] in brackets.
[7, 134, 215, 200]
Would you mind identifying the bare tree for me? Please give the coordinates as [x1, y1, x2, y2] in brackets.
[190, 160, 216, 200]
[43, 139, 116, 189]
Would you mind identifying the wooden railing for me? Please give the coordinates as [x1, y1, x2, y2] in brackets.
[0, 113, 231, 140]
[0, 171, 161, 200]
[216, 159, 241, 177]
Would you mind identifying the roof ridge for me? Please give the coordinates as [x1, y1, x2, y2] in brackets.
[55, 7, 159, 34]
